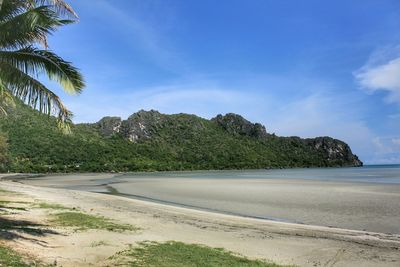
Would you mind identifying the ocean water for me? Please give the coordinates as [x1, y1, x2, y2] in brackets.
[119, 164, 400, 184]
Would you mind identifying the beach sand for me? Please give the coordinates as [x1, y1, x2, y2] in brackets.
[18, 172, 400, 234]
[0, 175, 400, 267]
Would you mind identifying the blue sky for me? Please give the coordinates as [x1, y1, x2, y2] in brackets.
[47, 0, 400, 164]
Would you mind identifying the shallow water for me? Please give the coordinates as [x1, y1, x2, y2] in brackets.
[119, 164, 400, 184]
[21, 165, 400, 234]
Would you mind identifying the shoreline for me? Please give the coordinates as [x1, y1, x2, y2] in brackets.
[1, 179, 400, 266]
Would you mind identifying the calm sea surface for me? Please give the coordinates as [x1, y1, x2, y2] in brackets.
[119, 164, 400, 184]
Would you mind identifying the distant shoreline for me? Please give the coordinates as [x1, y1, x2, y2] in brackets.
[3, 163, 396, 179]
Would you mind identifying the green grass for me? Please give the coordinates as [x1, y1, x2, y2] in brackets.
[0, 245, 31, 267]
[50, 212, 137, 232]
[0, 245, 52, 267]
[113, 241, 286, 267]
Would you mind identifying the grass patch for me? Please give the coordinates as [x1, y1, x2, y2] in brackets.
[0, 245, 32, 267]
[36, 202, 71, 210]
[112, 241, 286, 267]
[50, 212, 137, 232]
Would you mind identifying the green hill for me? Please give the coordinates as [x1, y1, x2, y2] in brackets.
[0, 104, 362, 173]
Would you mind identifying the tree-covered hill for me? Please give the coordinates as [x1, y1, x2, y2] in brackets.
[0, 104, 362, 173]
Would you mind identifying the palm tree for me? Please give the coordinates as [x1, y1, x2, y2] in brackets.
[0, 0, 84, 131]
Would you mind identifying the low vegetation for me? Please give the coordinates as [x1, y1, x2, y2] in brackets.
[0, 102, 360, 173]
[50, 212, 137, 232]
[112, 241, 285, 267]
[0, 133, 9, 170]
[0, 246, 32, 267]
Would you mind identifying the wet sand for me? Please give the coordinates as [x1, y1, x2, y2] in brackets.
[18, 172, 400, 234]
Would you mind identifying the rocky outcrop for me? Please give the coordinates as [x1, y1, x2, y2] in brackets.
[306, 137, 363, 167]
[120, 110, 164, 142]
[94, 110, 362, 167]
[96, 110, 165, 142]
[97, 117, 122, 137]
[211, 113, 268, 139]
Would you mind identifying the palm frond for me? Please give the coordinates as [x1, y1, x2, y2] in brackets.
[0, 0, 27, 22]
[0, 81, 16, 115]
[0, 0, 82, 132]
[37, 0, 78, 18]
[0, 63, 73, 132]
[0, 5, 73, 49]
[24, 0, 78, 19]
[0, 47, 85, 94]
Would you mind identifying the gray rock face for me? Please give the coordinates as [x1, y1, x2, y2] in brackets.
[306, 137, 363, 167]
[120, 110, 164, 142]
[211, 113, 268, 139]
[96, 110, 164, 142]
[97, 117, 122, 137]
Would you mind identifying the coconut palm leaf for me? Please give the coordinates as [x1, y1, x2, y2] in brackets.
[37, 0, 78, 18]
[0, 0, 28, 22]
[0, 5, 73, 49]
[0, 63, 73, 130]
[0, 47, 84, 93]
[0, 0, 84, 130]
[0, 0, 78, 20]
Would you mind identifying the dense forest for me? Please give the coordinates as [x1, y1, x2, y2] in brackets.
[0, 103, 362, 173]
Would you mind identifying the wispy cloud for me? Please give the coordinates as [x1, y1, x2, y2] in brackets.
[81, 0, 187, 73]
[65, 76, 389, 163]
[65, 81, 264, 123]
[355, 47, 400, 104]
[265, 92, 378, 160]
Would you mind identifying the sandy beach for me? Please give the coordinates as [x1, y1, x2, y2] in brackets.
[1, 175, 400, 267]
[18, 171, 400, 234]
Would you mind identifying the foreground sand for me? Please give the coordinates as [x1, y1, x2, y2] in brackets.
[0, 179, 400, 267]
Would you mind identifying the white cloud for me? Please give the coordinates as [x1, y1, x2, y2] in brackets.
[355, 55, 400, 103]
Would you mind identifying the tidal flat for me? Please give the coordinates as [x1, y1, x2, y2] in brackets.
[17, 166, 400, 234]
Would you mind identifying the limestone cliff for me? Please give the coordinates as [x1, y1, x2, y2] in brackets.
[211, 113, 268, 139]
[94, 110, 362, 167]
